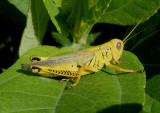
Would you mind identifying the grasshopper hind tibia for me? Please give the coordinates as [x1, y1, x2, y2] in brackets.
[30, 56, 49, 62]
[30, 56, 41, 62]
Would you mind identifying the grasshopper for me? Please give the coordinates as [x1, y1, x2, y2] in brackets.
[22, 17, 144, 89]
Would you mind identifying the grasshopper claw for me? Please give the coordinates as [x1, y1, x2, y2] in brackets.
[137, 70, 145, 73]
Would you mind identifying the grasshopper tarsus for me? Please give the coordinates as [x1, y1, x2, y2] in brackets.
[59, 78, 73, 83]
[67, 86, 72, 89]
[59, 80, 63, 83]
[67, 85, 72, 89]
[67, 83, 77, 89]
[136, 70, 145, 73]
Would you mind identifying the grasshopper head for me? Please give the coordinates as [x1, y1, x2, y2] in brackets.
[110, 39, 124, 64]
[110, 16, 145, 64]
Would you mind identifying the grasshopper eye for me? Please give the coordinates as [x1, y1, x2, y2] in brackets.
[116, 42, 121, 50]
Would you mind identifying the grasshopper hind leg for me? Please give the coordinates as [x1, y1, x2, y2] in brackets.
[30, 56, 49, 62]
[30, 64, 99, 89]
[67, 65, 99, 89]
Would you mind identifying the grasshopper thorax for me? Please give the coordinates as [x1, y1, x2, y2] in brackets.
[110, 39, 124, 64]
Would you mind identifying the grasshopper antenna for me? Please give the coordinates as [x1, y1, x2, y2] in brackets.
[123, 16, 145, 44]
[123, 25, 152, 44]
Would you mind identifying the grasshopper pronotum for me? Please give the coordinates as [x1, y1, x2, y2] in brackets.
[22, 17, 144, 89]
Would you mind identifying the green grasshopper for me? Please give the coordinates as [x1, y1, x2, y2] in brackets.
[22, 17, 144, 89]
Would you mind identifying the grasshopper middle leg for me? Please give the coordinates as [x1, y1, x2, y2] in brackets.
[67, 65, 99, 89]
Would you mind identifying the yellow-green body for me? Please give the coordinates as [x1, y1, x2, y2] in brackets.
[22, 39, 144, 88]
[22, 39, 123, 77]
[22, 17, 145, 88]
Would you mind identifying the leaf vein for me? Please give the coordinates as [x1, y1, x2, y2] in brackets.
[52, 82, 67, 113]
[0, 91, 58, 99]
[0, 74, 20, 86]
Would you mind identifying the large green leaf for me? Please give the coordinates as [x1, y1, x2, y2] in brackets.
[19, 0, 49, 56]
[44, 0, 160, 44]
[72, 0, 112, 44]
[61, 0, 160, 26]
[99, 0, 160, 25]
[0, 46, 145, 113]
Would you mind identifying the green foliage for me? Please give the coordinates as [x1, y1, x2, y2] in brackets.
[140, 74, 160, 113]
[51, 32, 72, 47]
[42, 0, 160, 44]
[0, 0, 29, 25]
[0, 0, 160, 113]
[43, 0, 70, 38]
[99, 0, 160, 25]
[87, 32, 102, 45]
[19, 0, 49, 56]
[124, 12, 160, 78]
[0, 46, 145, 113]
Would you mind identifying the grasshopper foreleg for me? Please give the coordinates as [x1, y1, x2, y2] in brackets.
[107, 64, 144, 73]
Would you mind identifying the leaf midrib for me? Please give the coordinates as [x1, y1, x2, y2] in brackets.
[52, 82, 67, 113]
